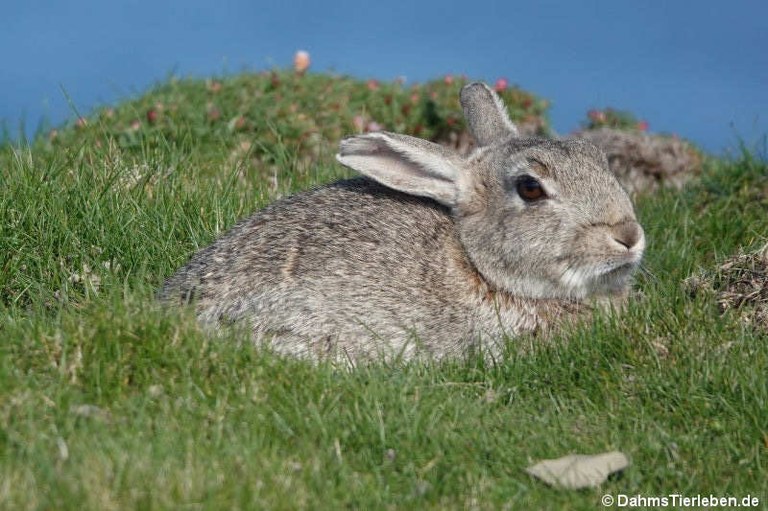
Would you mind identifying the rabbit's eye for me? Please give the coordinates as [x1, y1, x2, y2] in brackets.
[516, 176, 546, 201]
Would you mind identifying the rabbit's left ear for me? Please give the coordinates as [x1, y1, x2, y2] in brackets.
[336, 132, 463, 207]
[460, 82, 519, 147]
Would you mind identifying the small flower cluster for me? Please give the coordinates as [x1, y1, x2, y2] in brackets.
[585, 108, 648, 132]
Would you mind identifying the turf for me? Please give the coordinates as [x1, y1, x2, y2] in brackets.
[0, 71, 766, 510]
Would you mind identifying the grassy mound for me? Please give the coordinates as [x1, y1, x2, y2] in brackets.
[576, 128, 702, 193]
[42, 71, 549, 177]
[0, 71, 766, 510]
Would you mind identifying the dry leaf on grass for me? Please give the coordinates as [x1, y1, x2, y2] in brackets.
[525, 451, 629, 489]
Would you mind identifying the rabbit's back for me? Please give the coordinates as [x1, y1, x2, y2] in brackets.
[161, 178, 485, 359]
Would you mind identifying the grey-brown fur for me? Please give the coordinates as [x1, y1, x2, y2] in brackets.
[160, 83, 645, 362]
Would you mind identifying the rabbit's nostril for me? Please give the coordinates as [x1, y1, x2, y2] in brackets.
[611, 221, 642, 250]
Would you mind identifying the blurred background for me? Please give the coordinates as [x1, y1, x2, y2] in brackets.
[2, 0, 766, 154]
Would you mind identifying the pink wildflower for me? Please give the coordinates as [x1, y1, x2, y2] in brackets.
[293, 50, 310, 74]
[494, 78, 508, 92]
[207, 107, 221, 122]
[588, 109, 606, 124]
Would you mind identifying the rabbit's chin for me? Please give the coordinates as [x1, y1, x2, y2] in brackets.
[558, 260, 640, 300]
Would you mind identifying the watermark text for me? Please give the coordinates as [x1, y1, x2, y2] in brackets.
[601, 493, 760, 508]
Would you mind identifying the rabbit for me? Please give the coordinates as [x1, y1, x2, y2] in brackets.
[159, 82, 645, 362]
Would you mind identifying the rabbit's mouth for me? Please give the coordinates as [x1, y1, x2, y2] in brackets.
[592, 259, 641, 292]
[603, 261, 637, 279]
[560, 257, 640, 298]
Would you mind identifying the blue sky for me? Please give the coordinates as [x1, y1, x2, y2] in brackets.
[3, 0, 766, 154]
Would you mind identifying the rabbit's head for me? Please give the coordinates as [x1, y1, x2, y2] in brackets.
[336, 82, 644, 301]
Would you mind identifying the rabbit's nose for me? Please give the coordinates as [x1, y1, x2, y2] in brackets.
[611, 221, 643, 250]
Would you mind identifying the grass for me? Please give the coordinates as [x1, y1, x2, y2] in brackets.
[1, 70, 766, 510]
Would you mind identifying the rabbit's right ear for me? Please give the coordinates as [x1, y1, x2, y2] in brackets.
[336, 132, 462, 207]
[460, 82, 519, 147]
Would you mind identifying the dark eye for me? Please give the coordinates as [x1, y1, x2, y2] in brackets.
[516, 176, 546, 201]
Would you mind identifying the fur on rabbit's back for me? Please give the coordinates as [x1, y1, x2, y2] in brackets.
[160, 178, 515, 359]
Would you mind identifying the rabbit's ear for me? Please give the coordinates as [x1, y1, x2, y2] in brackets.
[460, 82, 519, 147]
[336, 132, 462, 207]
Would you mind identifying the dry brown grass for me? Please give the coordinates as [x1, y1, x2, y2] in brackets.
[686, 242, 768, 331]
